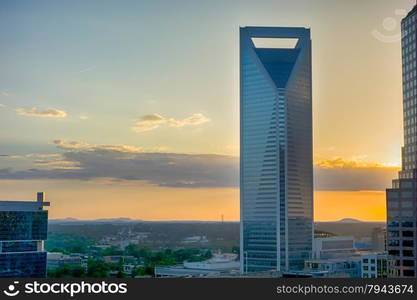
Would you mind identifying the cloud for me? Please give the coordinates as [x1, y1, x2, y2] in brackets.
[0, 141, 238, 188]
[78, 114, 89, 120]
[0, 154, 25, 159]
[76, 66, 96, 74]
[314, 157, 397, 169]
[93, 144, 142, 153]
[152, 146, 170, 152]
[314, 157, 399, 191]
[33, 159, 82, 170]
[0, 146, 399, 191]
[0, 153, 62, 159]
[0, 91, 9, 97]
[132, 113, 210, 132]
[15, 107, 67, 118]
[33, 159, 79, 166]
[53, 140, 90, 150]
[52, 140, 142, 153]
[34, 154, 62, 159]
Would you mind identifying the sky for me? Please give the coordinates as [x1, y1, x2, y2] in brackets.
[0, 0, 415, 221]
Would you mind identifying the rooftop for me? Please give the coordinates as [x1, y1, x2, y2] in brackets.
[0, 192, 50, 211]
[406, 5, 417, 19]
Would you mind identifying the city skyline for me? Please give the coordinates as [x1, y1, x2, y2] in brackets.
[1, 0, 415, 221]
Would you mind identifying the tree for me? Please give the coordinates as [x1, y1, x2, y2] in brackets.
[72, 265, 86, 278]
[87, 259, 110, 278]
[48, 264, 72, 278]
[202, 250, 212, 260]
[116, 269, 128, 278]
[232, 246, 240, 259]
[101, 246, 123, 256]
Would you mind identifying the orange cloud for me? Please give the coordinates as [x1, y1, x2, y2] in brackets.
[132, 113, 210, 132]
[314, 157, 400, 191]
[314, 157, 399, 169]
[15, 107, 67, 118]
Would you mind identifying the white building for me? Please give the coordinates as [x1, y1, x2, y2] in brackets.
[182, 236, 208, 244]
[304, 257, 361, 278]
[183, 253, 239, 270]
[155, 253, 239, 277]
[313, 236, 356, 259]
[47, 252, 83, 270]
[361, 253, 388, 278]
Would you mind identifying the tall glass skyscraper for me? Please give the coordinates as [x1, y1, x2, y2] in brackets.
[0, 192, 49, 277]
[386, 5, 417, 278]
[240, 27, 313, 273]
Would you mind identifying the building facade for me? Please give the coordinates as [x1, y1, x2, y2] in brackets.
[240, 27, 313, 273]
[304, 257, 361, 278]
[0, 192, 49, 277]
[47, 252, 83, 271]
[386, 5, 417, 278]
[312, 236, 356, 260]
[361, 253, 388, 278]
[371, 227, 387, 252]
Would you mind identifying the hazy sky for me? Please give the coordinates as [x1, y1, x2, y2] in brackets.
[0, 0, 415, 221]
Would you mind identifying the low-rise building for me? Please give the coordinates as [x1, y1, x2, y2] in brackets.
[360, 253, 388, 278]
[304, 257, 362, 278]
[103, 255, 136, 264]
[313, 236, 356, 259]
[155, 253, 239, 278]
[182, 236, 208, 244]
[47, 252, 83, 270]
[183, 253, 239, 270]
[155, 266, 221, 278]
[282, 270, 330, 278]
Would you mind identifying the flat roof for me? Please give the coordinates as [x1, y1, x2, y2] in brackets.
[0, 200, 50, 211]
[406, 5, 417, 19]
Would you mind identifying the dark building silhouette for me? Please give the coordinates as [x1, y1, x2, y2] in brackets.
[386, 5, 417, 278]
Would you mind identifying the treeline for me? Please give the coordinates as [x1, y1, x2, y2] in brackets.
[48, 222, 240, 250]
[47, 247, 213, 278]
[45, 232, 94, 254]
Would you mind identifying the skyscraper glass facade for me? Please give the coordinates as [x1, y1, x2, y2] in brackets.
[0, 196, 49, 278]
[240, 27, 313, 273]
[386, 5, 417, 278]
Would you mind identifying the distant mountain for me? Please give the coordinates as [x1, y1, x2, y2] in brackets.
[49, 217, 144, 224]
[49, 218, 238, 224]
[336, 218, 363, 223]
[94, 218, 138, 223]
[49, 217, 80, 223]
[315, 220, 385, 240]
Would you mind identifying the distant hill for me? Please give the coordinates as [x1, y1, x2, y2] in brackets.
[49, 218, 238, 225]
[315, 221, 385, 239]
[336, 218, 363, 223]
[49, 218, 144, 224]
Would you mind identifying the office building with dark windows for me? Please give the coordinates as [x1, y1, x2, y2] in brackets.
[386, 5, 417, 278]
[240, 27, 313, 273]
[0, 192, 49, 277]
